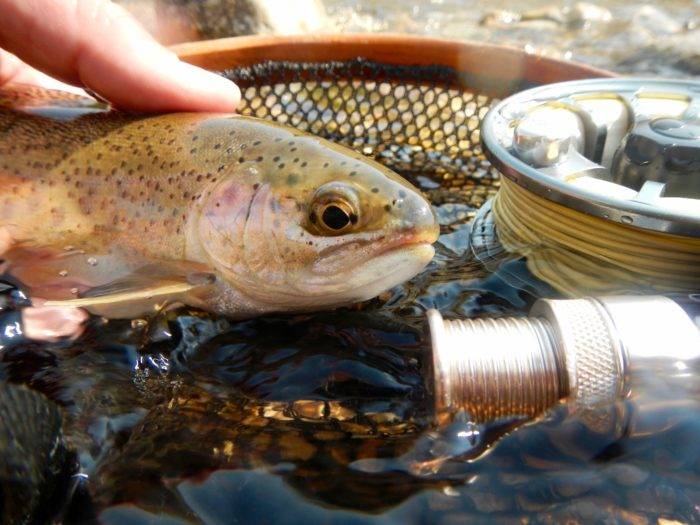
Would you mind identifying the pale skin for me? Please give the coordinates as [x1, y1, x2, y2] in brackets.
[0, 0, 241, 340]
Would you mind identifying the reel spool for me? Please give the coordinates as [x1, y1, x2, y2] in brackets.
[480, 78, 700, 296]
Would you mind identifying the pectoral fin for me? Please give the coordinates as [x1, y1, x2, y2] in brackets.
[1, 237, 216, 318]
[42, 268, 217, 319]
[1, 237, 139, 300]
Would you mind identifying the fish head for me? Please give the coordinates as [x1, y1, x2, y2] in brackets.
[193, 119, 439, 312]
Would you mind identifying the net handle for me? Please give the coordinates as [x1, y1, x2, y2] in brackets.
[171, 34, 613, 98]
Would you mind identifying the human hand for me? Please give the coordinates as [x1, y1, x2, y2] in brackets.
[0, 0, 240, 112]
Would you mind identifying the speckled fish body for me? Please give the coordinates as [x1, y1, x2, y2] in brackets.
[0, 86, 438, 318]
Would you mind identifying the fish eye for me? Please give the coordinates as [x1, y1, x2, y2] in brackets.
[308, 183, 360, 236]
[309, 199, 358, 235]
[321, 203, 352, 231]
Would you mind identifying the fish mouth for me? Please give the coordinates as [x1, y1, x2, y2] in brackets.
[312, 227, 439, 304]
[374, 226, 440, 259]
[263, 225, 439, 310]
[338, 241, 435, 303]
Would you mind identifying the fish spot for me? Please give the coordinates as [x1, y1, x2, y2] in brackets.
[256, 156, 263, 162]
[371, 187, 379, 193]
[278, 163, 285, 169]
[293, 158, 299, 163]
[253, 183, 260, 190]
[349, 171, 357, 177]
[287, 173, 299, 185]
[384, 204, 391, 212]
[273, 156, 281, 162]
[238, 157, 245, 163]
[253, 141, 261, 146]
[323, 162, 330, 168]
[214, 143, 221, 149]
[301, 161, 308, 168]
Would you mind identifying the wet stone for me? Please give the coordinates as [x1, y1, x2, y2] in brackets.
[279, 433, 317, 462]
[615, 509, 651, 525]
[604, 463, 651, 487]
[434, 202, 475, 227]
[292, 399, 325, 420]
[551, 498, 618, 523]
[466, 490, 512, 513]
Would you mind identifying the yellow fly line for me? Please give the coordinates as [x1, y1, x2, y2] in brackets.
[491, 177, 700, 297]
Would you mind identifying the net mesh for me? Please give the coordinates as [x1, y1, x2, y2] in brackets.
[221, 59, 500, 210]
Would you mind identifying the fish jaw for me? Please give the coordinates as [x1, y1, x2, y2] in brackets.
[205, 241, 436, 317]
[292, 225, 439, 307]
[314, 242, 436, 307]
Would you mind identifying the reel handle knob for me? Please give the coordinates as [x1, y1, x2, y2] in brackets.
[611, 116, 700, 198]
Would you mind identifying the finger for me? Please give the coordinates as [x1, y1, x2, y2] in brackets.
[0, 49, 86, 92]
[0, 0, 240, 112]
[21, 305, 89, 342]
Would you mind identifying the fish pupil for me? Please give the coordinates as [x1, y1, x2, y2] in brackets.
[322, 205, 351, 231]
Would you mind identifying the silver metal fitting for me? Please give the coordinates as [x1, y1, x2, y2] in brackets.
[428, 296, 700, 423]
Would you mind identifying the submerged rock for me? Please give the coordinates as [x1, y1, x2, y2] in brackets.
[120, 0, 329, 44]
[480, 2, 612, 31]
[0, 383, 77, 524]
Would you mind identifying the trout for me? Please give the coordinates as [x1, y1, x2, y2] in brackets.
[0, 85, 438, 318]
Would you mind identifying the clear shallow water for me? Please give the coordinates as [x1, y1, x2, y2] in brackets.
[324, 0, 700, 77]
